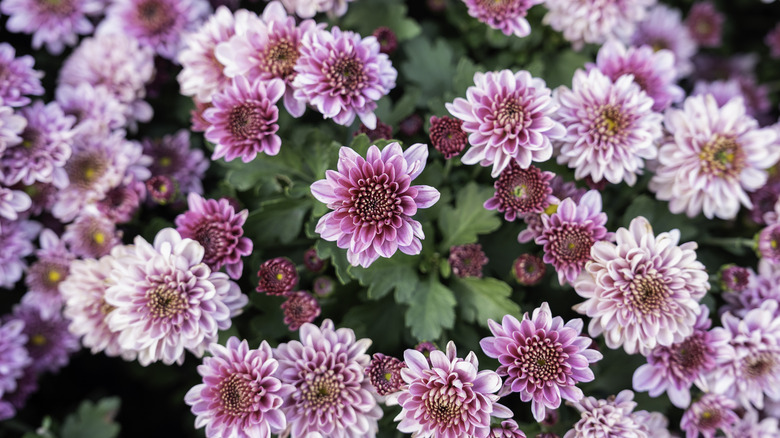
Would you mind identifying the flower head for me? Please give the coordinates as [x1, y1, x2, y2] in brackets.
[574, 216, 709, 355]
[355, 120, 393, 142]
[392, 341, 511, 438]
[512, 253, 546, 285]
[480, 302, 602, 421]
[719, 265, 752, 293]
[185, 337, 293, 438]
[462, 0, 543, 38]
[428, 115, 468, 159]
[372, 26, 397, 54]
[767, 23, 780, 59]
[543, 0, 655, 50]
[484, 162, 555, 221]
[311, 142, 440, 268]
[631, 4, 698, 78]
[685, 2, 724, 48]
[563, 390, 647, 438]
[488, 420, 527, 438]
[23, 229, 74, 309]
[55, 83, 128, 134]
[680, 393, 739, 438]
[293, 26, 396, 129]
[446, 70, 564, 177]
[721, 261, 780, 318]
[280, 291, 320, 331]
[448, 243, 489, 278]
[0, 0, 101, 55]
[0, 43, 44, 107]
[256, 257, 298, 296]
[758, 223, 780, 264]
[274, 319, 382, 437]
[0, 218, 40, 289]
[142, 130, 209, 196]
[63, 213, 122, 259]
[365, 353, 405, 397]
[8, 302, 80, 374]
[0, 187, 31, 227]
[0, 319, 30, 398]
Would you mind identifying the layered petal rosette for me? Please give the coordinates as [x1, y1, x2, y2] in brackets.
[311, 142, 440, 268]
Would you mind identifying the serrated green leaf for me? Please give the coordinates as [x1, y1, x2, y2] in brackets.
[341, 0, 421, 41]
[438, 182, 501, 250]
[348, 133, 373, 158]
[542, 49, 591, 89]
[402, 37, 454, 106]
[405, 277, 456, 342]
[348, 254, 420, 300]
[341, 296, 406, 352]
[315, 239, 353, 285]
[244, 197, 311, 245]
[622, 195, 699, 241]
[450, 276, 520, 327]
[452, 58, 482, 97]
[385, 89, 421, 126]
[61, 397, 121, 438]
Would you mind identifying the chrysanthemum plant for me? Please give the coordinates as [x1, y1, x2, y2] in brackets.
[2, 0, 780, 437]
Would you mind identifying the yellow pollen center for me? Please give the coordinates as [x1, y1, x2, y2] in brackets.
[31, 334, 47, 346]
[384, 372, 392, 381]
[159, 157, 172, 167]
[276, 273, 284, 281]
[93, 232, 106, 245]
[48, 270, 62, 283]
[544, 204, 558, 216]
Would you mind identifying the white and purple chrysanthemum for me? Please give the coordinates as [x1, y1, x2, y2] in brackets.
[280, 0, 354, 19]
[0, 187, 31, 228]
[554, 68, 661, 186]
[488, 420, 527, 438]
[0, 218, 40, 289]
[0, 43, 44, 108]
[280, 291, 320, 331]
[0, 105, 26, 155]
[632, 305, 729, 408]
[542, 0, 656, 50]
[446, 69, 564, 177]
[22, 229, 74, 310]
[185, 337, 293, 438]
[536, 190, 611, 286]
[104, 228, 245, 366]
[574, 216, 710, 355]
[709, 300, 780, 410]
[0, 319, 30, 399]
[631, 4, 698, 78]
[204, 76, 285, 163]
[98, 0, 211, 61]
[292, 26, 396, 129]
[390, 340, 512, 438]
[759, 223, 780, 264]
[0, 101, 75, 187]
[563, 390, 648, 438]
[0, 0, 101, 55]
[680, 393, 739, 438]
[685, 1, 724, 48]
[462, 0, 543, 38]
[8, 302, 80, 374]
[175, 192, 252, 279]
[649, 95, 780, 220]
[55, 83, 128, 135]
[141, 129, 208, 196]
[215, 2, 320, 117]
[274, 319, 382, 437]
[727, 409, 780, 438]
[484, 162, 555, 221]
[591, 40, 684, 112]
[62, 212, 122, 259]
[311, 142, 440, 268]
[480, 302, 602, 421]
[365, 353, 406, 398]
[721, 261, 780, 318]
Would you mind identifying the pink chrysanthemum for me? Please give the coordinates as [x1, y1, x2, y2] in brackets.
[632, 305, 729, 408]
[685, 2, 724, 48]
[709, 300, 780, 410]
[448, 243, 489, 278]
[728, 409, 780, 438]
[721, 261, 780, 318]
[22, 229, 74, 310]
[631, 4, 698, 78]
[649, 95, 780, 220]
[9, 302, 80, 374]
[554, 68, 661, 186]
[536, 190, 611, 286]
[488, 419, 527, 438]
[719, 264, 752, 294]
[0, 218, 40, 289]
[767, 23, 780, 59]
[311, 142, 440, 268]
[175, 192, 252, 279]
[428, 115, 468, 159]
[256, 257, 298, 296]
[141, 129, 208, 196]
[512, 253, 546, 285]
[366, 353, 406, 397]
[759, 223, 780, 264]
[185, 337, 293, 438]
[279, 0, 354, 19]
[480, 302, 602, 422]
[215, 2, 319, 117]
[204, 76, 285, 163]
[563, 390, 647, 438]
[274, 319, 382, 437]
[55, 83, 128, 135]
[447, 69, 564, 177]
[98, 0, 211, 61]
[462, 0, 543, 38]
[0, 319, 30, 399]
[0, 0, 101, 55]
[292, 26, 397, 129]
[104, 228, 245, 366]
[390, 340, 512, 438]
[280, 291, 320, 331]
[0, 105, 26, 155]
[372, 27, 397, 55]
[355, 120, 393, 141]
[0, 43, 44, 108]
[62, 213, 122, 258]
[0, 187, 30, 228]
[485, 162, 555, 221]
[591, 40, 683, 113]
[573, 216, 710, 355]
[680, 393, 739, 438]
[542, 0, 655, 50]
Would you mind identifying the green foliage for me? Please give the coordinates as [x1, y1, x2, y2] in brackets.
[404, 276, 456, 342]
[315, 239, 353, 285]
[60, 398, 121, 438]
[450, 276, 521, 328]
[340, 0, 421, 41]
[401, 37, 456, 109]
[349, 254, 421, 300]
[244, 197, 312, 245]
[438, 182, 502, 250]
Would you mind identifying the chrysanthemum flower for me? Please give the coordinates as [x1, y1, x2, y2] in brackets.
[462, 0, 543, 37]
[0, 319, 30, 399]
[649, 95, 779, 220]
[728, 409, 780, 438]
[719, 265, 752, 294]
[481, 302, 602, 421]
[563, 390, 647, 438]
[0, 0, 101, 55]
[448, 243, 489, 278]
[680, 393, 739, 438]
[631, 4, 698, 78]
[0, 218, 39, 289]
[446, 69, 564, 177]
[104, 228, 245, 366]
[721, 262, 780, 318]
[22, 229, 74, 310]
[0, 43, 44, 108]
[96, 179, 144, 224]
[0, 187, 30, 227]
[355, 120, 393, 142]
[372, 26, 397, 54]
[536, 190, 611, 286]
[303, 247, 325, 272]
[366, 353, 405, 397]
[175, 193, 252, 279]
[574, 216, 709, 355]
[215, 2, 319, 117]
[279, 0, 354, 19]
[759, 223, 780, 264]
[98, 0, 211, 61]
[311, 142, 440, 268]
[280, 291, 320, 331]
[204, 76, 285, 163]
[0, 105, 26, 156]
[390, 341, 512, 438]
[274, 319, 382, 437]
[767, 23, 780, 59]
[62, 213, 122, 259]
[685, 2, 724, 48]
[512, 253, 546, 285]
[0, 101, 75, 187]
[8, 302, 80, 374]
[709, 300, 780, 410]
[141, 130, 208, 196]
[485, 162, 555, 221]
[312, 276, 333, 297]
[632, 305, 728, 408]
[55, 83, 127, 135]
[185, 337, 294, 438]
[542, 0, 655, 50]
[428, 115, 468, 159]
[488, 419, 527, 438]
[256, 257, 298, 296]
[293, 26, 396, 129]
[554, 68, 661, 186]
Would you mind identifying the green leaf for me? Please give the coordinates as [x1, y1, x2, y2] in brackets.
[438, 182, 501, 250]
[450, 276, 520, 327]
[622, 195, 699, 241]
[61, 397, 121, 438]
[348, 254, 420, 300]
[341, 295, 406, 352]
[341, 0, 421, 41]
[452, 58, 482, 97]
[402, 37, 455, 106]
[315, 239, 353, 285]
[244, 197, 311, 245]
[542, 49, 592, 89]
[405, 277, 456, 342]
